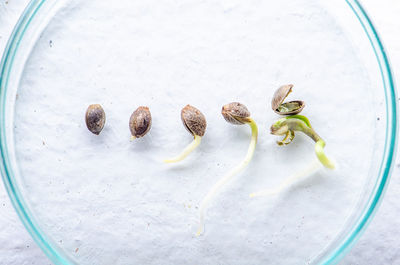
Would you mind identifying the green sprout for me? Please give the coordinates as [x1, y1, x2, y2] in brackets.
[250, 115, 335, 198]
[270, 115, 335, 168]
[164, 105, 206, 163]
[197, 102, 258, 236]
[250, 84, 335, 198]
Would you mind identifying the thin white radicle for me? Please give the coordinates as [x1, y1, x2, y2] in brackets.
[250, 159, 321, 197]
[164, 135, 202, 163]
[196, 102, 258, 236]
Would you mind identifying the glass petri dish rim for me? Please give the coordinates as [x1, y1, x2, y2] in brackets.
[0, 0, 397, 264]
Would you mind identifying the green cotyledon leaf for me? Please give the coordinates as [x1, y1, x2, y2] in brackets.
[286, 114, 312, 128]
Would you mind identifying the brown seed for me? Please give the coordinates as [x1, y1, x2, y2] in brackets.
[181, 105, 206, 137]
[85, 104, 106, 135]
[129, 106, 152, 138]
[271, 84, 293, 111]
[221, 102, 251, 125]
[271, 84, 305, 115]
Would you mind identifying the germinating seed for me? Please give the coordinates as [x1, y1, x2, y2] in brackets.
[250, 86, 335, 198]
[164, 105, 206, 163]
[269, 115, 335, 169]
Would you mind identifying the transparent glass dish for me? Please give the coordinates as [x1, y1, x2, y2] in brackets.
[0, 0, 397, 264]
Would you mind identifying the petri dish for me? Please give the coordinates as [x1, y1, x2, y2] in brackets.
[0, 0, 397, 264]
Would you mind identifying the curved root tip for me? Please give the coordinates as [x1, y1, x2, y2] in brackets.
[329, 158, 338, 170]
[325, 158, 336, 170]
[318, 156, 336, 170]
[130, 136, 136, 141]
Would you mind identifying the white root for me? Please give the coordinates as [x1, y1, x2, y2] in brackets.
[196, 119, 258, 236]
[164, 135, 202, 163]
[249, 159, 321, 198]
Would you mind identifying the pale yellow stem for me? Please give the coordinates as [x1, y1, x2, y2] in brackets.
[315, 140, 335, 169]
[249, 159, 321, 198]
[164, 135, 202, 163]
[196, 119, 258, 236]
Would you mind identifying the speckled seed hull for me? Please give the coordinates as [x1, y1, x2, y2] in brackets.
[181, 105, 207, 137]
[221, 102, 251, 125]
[129, 106, 152, 138]
[85, 104, 106, 135]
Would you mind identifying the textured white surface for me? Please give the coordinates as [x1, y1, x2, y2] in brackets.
[0, 0, 399, 264]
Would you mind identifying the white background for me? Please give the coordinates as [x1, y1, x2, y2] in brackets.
[0, 0, 399, 264]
